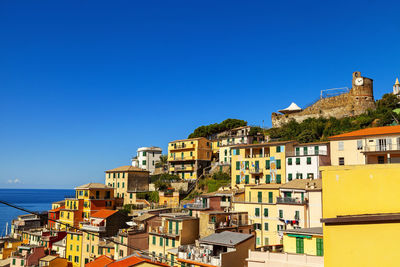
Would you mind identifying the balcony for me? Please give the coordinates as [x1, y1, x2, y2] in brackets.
[362, 144, 400, 153]
[276, 197, 307, 205]
[150, 226, 181, 237]
[171, 166, 194, 171]
[178, 246, 221, 266]
[168, 156, 196, 162]
[80, 222, 106, 232]
[249, 168, 263, 174]
[186, 202, 209, 209]
[170, 144, 196, 151]
[245, 154, 269, 158]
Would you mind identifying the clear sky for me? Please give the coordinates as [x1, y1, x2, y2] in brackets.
[1, 0, 399, 188]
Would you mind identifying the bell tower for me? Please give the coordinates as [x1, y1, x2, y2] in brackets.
[393, 78, 400, 96]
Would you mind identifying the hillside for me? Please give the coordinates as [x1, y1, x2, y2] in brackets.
[267, 93, 400, 143]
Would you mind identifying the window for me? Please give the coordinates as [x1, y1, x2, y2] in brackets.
[268, 192, 273, 203]
[378, 156, 385, 164]
[236, 175, 240, 184]
[256, 237, 260, 245]
[339, 157, 345, 165]
[257, 192, 262, 203]
[357, 140, 363, 150]
[142, 160, 146, 165]
[276, 159, 281, 169]
[236, 162, 240, 170]
[288, 173, 292, 181]
[296, 158, 300, 165]
[265, 160, 270, 169]
[190, 151, 193, 156]
[276, 146, 281, 153]
[122, 182, 125, 188]
[264, 208, 268, 217]
[296, 173, 303, 179]
[254, 223, 262, 230]
[264, 223, 269, 231]
[265, 174, 271, 184]
[338, 141, 344, 151]
[316, 238, 324, 256]
[295, 147, 300, 156]
[76, 245, 79, 251]
[245, 175, 249, 184]
[276, 174, 281, 184]
[245, 161, 249, 169]
[315, 146, 319, 155]
[255, 208, 260, 217]
[296, 237, 304, 254]
[86, 244, 89, 252]
[288, 158, 292, 165]
[295, 211, 300, 220]
[152, 236, 156, 245]
[159, 237, 163, 246]
[303, 147, 308, 155]
[166, 238, 169, 246]
[172, 239, 175, 247]
[279, 210, 283, 218]
[306, 157, 311, 165]
[307, 173, 314, 179]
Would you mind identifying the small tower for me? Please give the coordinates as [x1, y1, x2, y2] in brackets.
[393, 78, 400, 96]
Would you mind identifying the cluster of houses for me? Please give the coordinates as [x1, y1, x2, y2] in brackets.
[3, 89, 400, 266]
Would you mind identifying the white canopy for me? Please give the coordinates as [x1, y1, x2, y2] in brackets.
[278, 102, 302, 114]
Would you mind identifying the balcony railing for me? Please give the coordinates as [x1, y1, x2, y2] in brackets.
[362, 144, 400, 152]
[168, 156, 195, 161]
[186, 202, 209, 209]
[245, 154, 269, 158]
[178, 247, 221, 266]
[170, 144, 196, 150]
[80, 224, 106, 232]
[276, 197, 307, 205]
[249, 168, 263, 174]
[286, 150, 328, 157]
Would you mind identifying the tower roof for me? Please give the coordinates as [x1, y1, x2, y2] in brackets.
[278, 102, 302, 114]
[395, 78, 400, 86]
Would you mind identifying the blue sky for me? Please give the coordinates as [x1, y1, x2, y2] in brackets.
[0, 0, 399, 188]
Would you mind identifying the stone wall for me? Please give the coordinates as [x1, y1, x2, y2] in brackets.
[271, 72, 376, 128]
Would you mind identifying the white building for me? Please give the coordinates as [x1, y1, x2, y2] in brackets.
[132, 146, 162, 174]
[285, 142, 330, 181]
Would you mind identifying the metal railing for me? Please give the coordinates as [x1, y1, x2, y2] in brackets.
[170, 144, 195, 150]
[286, 150, 328, 157]
[276, 197, 307, 205]
[186, 202, 209, 209]
[362, 144, 400, 152]
[168, 156, 195, 161]
[249, 168, 263, 174]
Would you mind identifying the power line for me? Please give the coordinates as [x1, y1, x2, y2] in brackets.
[0, 200, 176, 265]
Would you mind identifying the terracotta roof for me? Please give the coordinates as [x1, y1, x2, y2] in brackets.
[91, 210, 118, 219]
[85, 255, 114, 267]
[105, 165, 149, 172]
[329, 125, 400, 140]
[49, 205, 65, 213]
[107, 255, 168, 267]
[279, 179, 322, 191]
[75, 183, 111, 189]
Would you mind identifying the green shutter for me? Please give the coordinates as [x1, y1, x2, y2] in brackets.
[296, 237, 304, 254]
[315, 146, 319, 155]
[265, 160, 270, 169]
[276, 159, 281, 169]
[255, 208, 260, 217]
[276, 174, 281, 184]
[264, 223, 269, 231]
[264, 208, 268, 217]
[257, 192, 262, 203]
[307, 157, 311, 164]
[316, 238, 324, 256]
[279, 210, 283, 218]
[160, 237, 163, 246]
[288, 173, 292, 181]
[175, 221, 179, 234]
[276, 146, 281, 153]
[266, 174, 271, 184]
[236, 175, 240, 184]
[288, 158, 292, 165]
[152, 236, 156, 245]
[268, 192, 273, 203]
[295, 147, 300, 156]
[236, 162, 240, 170]
[296, 158, 300, 165]
[245, 175, 249, 184]
[303, 147, 308, 155]
[245, 161, 249, 169]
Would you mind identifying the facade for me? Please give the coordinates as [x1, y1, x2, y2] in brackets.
[321, 164, 400, 267]
[80, 210, 129, 238]
[65, 232, 83, 267]
[105, 166, 150, 205]
[230, 141, 297, 188]
[48, 206, 64, 230]
[329, 125, 400, 166]
[246, 250, 324, 267]
[158, 191, 179, 208]
[52, 238, 67, 258]
[282, 227, 323, 256]
[9, 245, 45, 267]
[132, 147, 162, 174]
[286, 142, 330, 180]
[168, 137, 212, 180]
[148, 213, 199, 264]
[38, 255, 69, 267]
[199, 211, 252, 238]
[0, 238, 22, 260]
[177, 231, 255, 267]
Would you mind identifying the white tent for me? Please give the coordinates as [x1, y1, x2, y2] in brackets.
[278, 102, 302, 114]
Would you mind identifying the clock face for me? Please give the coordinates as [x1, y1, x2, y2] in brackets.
[355, 77, 364, 86]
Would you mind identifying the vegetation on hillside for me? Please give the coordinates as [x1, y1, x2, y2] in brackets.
[267, 93, 400, 143]
[150, 173, 181, 191]
[188, 119, 247, 138]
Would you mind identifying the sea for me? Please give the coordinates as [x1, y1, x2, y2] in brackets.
[0, 188, 75, 236]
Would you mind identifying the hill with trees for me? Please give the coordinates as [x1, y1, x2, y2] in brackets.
[188, 118, 247, 138]
[267, 93, 400, 143]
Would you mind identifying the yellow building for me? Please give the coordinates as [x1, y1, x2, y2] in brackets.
[282, 227, 323, 256]
[65, 232, 83, 267]
[329, 125, 400, 166]
[233, 184, 282, 248]
[231, 141, 296, 188]
[320, 164, 400, 267]
[148, 213, 199, 264]
[51, 200, 65, 210]
[0, 238, 22, 259]
[158, 191, 179, 208]
[105, 166, 150, 204]
[168, 137, 212, 180]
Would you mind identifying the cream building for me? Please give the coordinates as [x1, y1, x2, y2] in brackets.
[329, 125, 400, 166]
[132, 147, 162, 174]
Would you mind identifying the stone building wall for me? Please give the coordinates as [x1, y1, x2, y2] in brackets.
[271, 72, 376, 128]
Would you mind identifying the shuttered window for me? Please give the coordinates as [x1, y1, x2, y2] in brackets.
[265, 160, 270, 169]
[276, 159, 281, 169]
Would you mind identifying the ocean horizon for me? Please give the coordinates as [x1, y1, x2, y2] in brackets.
[0, 188, 75, 235]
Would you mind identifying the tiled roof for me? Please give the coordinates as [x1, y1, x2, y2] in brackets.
[284, 227, 323, 236]
[85, 255, 114, 267]
[106, 255, 168, 267]
[39, 255, 58, 262]
[329, 125, 400, 140]
[199, 231, 253, 247]
[279, 179, 322, 191]
[91, 210, 118, 219]
[75, 183, 111, 189]
[133, 213, 157, 222]
[105, 165, 149, 172]
[49, 205, 65, 213]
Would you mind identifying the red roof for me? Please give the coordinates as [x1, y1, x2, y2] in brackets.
[107, 255, 168, 267]
[91, 209, 118, 219]
[49, 205, 65, 213]
[85, 255, 114, 267]
[329, 125, 400, 140]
